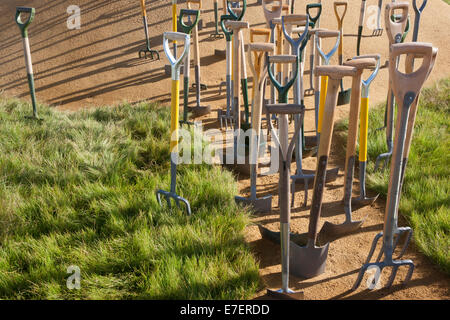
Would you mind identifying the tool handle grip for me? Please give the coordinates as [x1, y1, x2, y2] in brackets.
[306, 3, 322, 25]
[316, 30, 340, 39]
[248, 42, 274, 53]
[413, 0, 427, 14]
[333, 1, 348, 24]
[385, 2, 409, 45]
[15, 7, 35, 35]
[227, 0, 246, 21]
[179, 9, 200, 33]
[265, 103, 305, 115]
[224, 20, 249, 31]
[262, 0, 282, 26]
[250, 28, 271, 37]
[220, 14, 235, 40]
[389, 42, 433, 106]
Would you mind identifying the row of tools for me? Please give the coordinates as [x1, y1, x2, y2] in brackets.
[14, 0, 435, 300]
[154, 0, 436, 299]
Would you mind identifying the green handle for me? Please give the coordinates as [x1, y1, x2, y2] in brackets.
[227, 0, 246, 21]
[179, 9, 200, 35]
[220, 14, 235, 41]
[16, 7, 35, 38]
[306, 3, 322, 28]
[267, 58, 299, 104]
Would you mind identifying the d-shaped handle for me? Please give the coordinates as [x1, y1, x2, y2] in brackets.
[220, 14, 235, 41]
[282, 14, 309, 56]
[227, 0, 246, 21]
[315, 30, 340, 65]
[413, 0, 427, 14]
[389, 42, 434, 103]
[352, 54, 381, 96]
[306, 3, 322, 27]
[385, 2, 409, 45]
[267, 55, 299, 103]
[262, 0, 283, 27]
[247, 42, 275, 79]
[163, 32, 190, 79]
[333, 1, 348, 26]
[16, 7, 35, 38]
[178, 9, 200, 34]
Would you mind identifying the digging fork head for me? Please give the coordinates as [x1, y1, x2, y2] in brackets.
[352, 258, 414, 290]
[209, 32, 225, 40]
[156, 189, 192, 216]
[354, 227, 414, 290]
[372, 28, 383, 37]
[139, 47, 160, 60]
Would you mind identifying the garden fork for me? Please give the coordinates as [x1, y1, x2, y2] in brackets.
[353, 42, 435, 290]
[138, 0, 160, 60]
[156, 32, 192, 216]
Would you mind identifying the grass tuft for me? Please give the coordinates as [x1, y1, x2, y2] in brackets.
[0, 98, 260, 299]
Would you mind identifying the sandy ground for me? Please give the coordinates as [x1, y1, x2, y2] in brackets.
[0, 0, 449, 299]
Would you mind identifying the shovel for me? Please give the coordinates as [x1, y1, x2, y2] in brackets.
[16, 7, 40, 120]
[264, 55, 304, 300]
[353, 42, 436, 290]
[235, 43, 275, 214]
[375, 2, 409, 172]
[351, 54, 381, 207]
[320, 57, 377, 238]
[178, 9, 200, 127]
[156, 32, 192, 216]
[334, 1, 352, 106]
[305, 3, 322, 96]
[138, 0, 160, 60]
[291, 64, 358, 279]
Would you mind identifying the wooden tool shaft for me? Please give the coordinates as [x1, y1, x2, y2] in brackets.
[309, 77, 340, 240]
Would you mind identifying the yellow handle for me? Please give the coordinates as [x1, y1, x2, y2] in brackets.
[318, 75, 328, 133]
[172, 3, 177, 32]
[359, 97, 369, 162]
[140, 0, 147, 16]
[170, 79, 180, 152]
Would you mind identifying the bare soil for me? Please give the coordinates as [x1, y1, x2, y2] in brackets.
[1, 0, 449, 299]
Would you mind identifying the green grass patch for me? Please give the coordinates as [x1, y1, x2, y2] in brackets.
[0, 98, 260, 299]
[336, 78, 450, 274]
